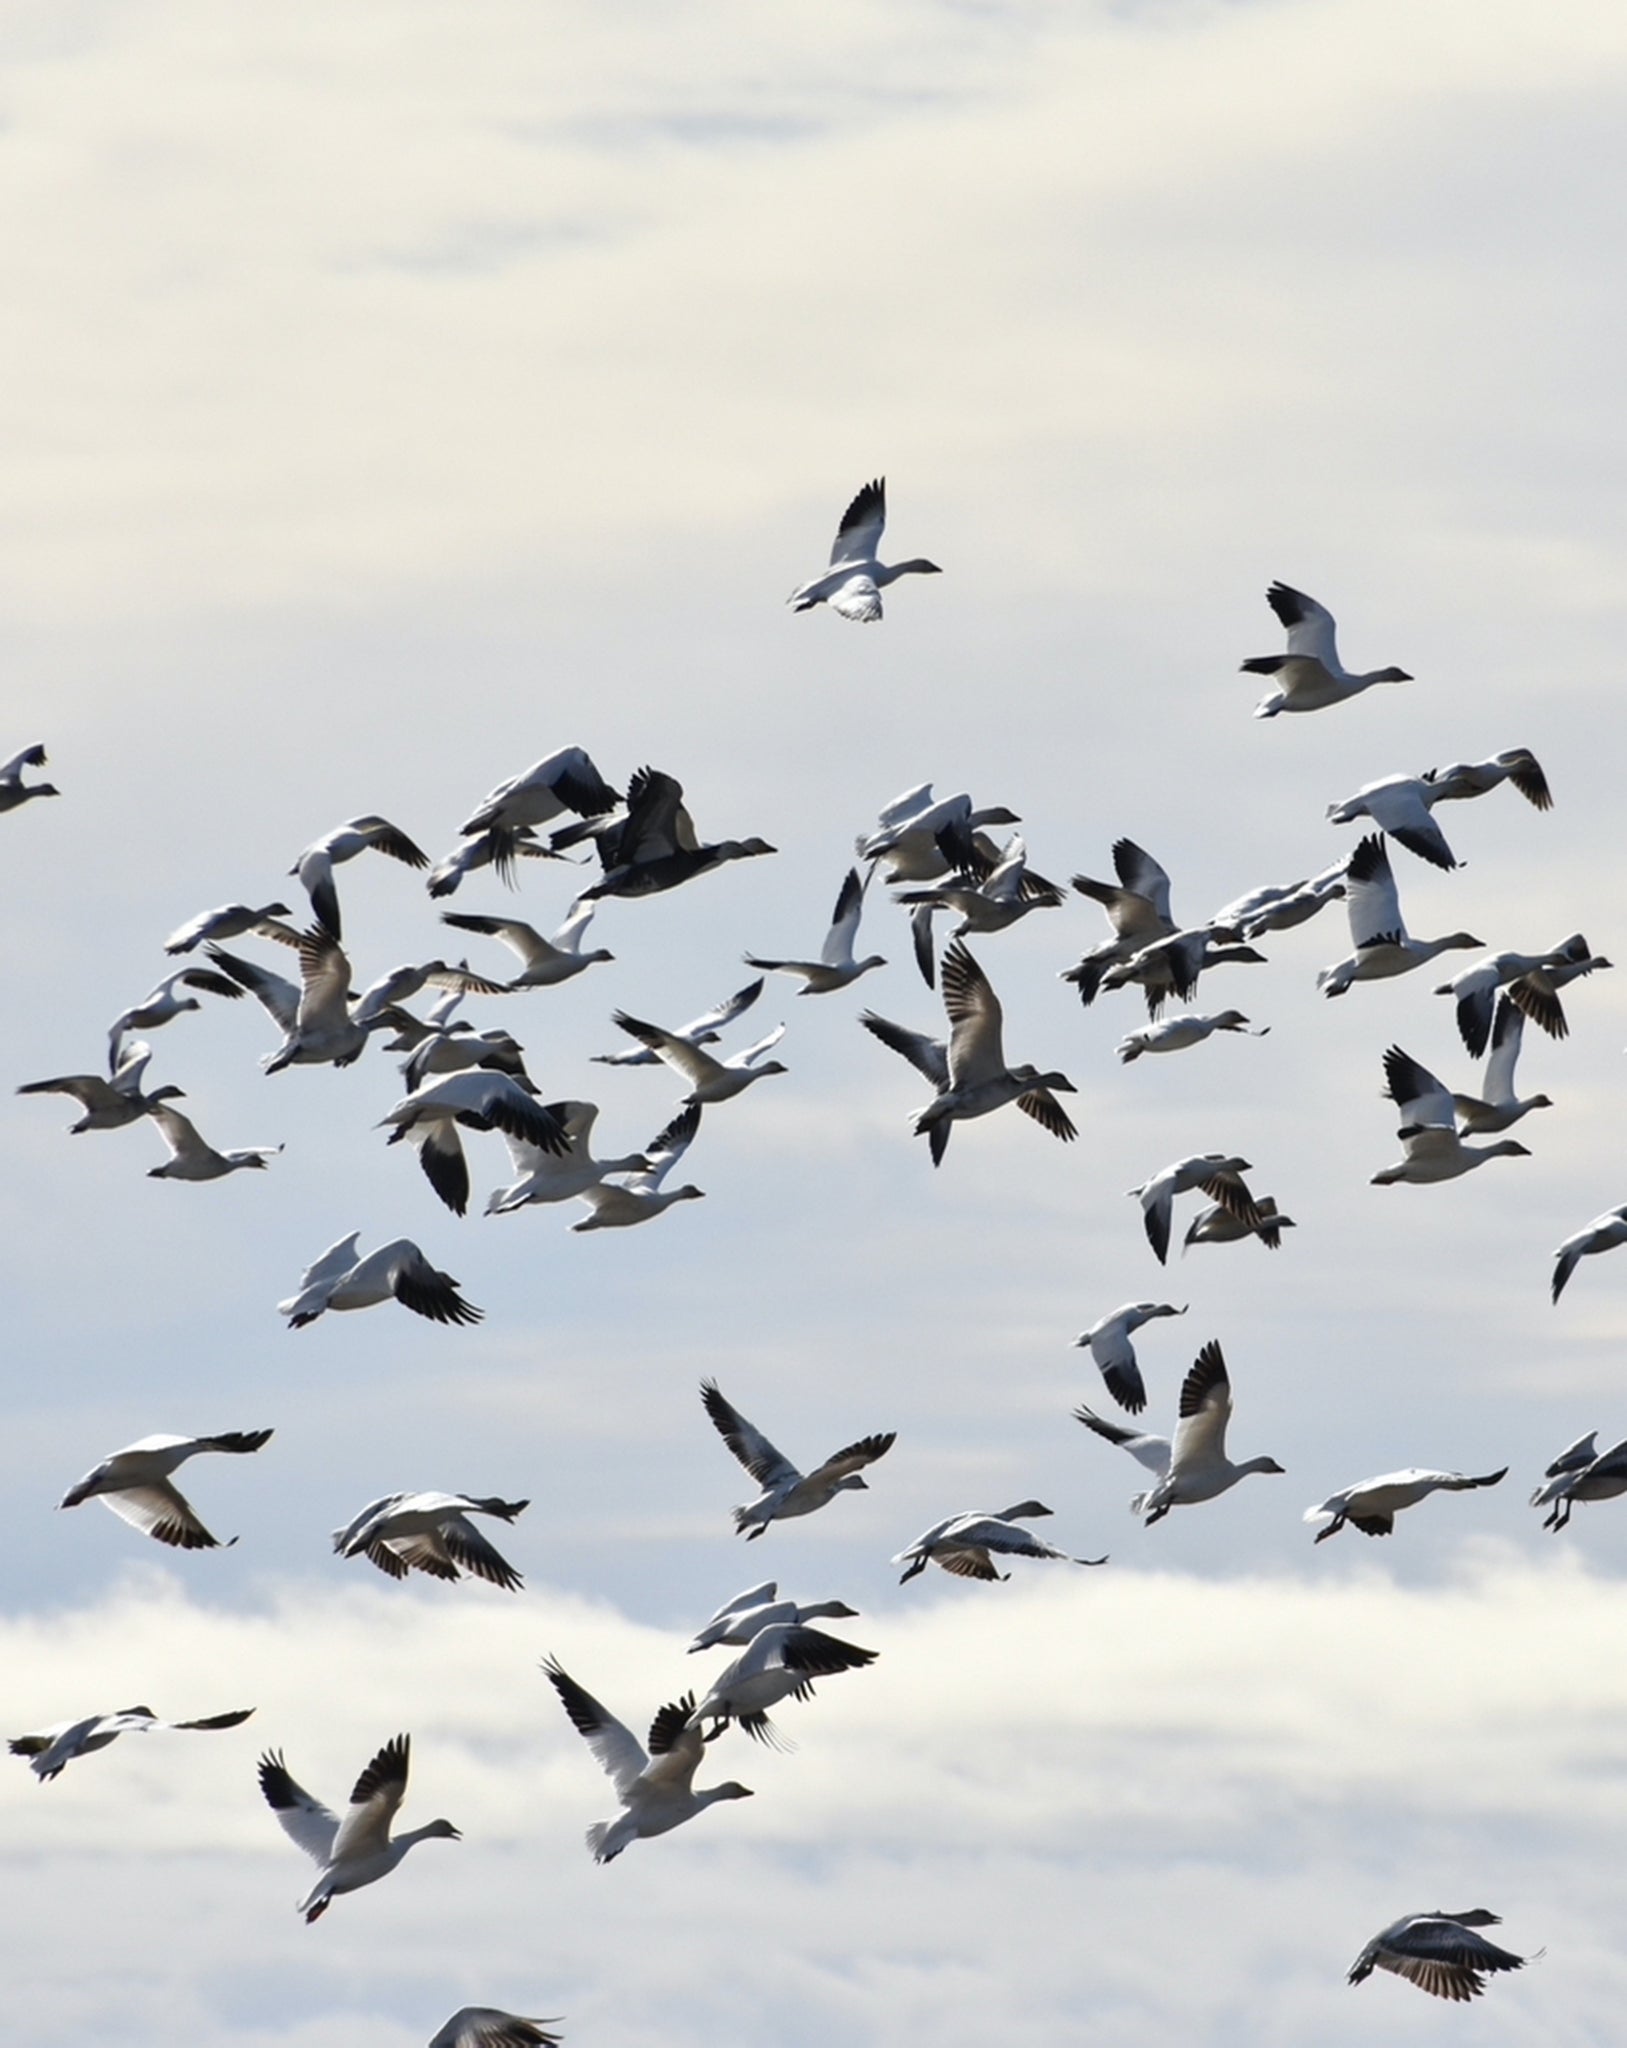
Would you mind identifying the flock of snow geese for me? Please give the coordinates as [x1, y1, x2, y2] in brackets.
[14, 479, 1624, 2028]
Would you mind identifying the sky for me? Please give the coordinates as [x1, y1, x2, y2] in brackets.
[6, 1, 1627, 2041]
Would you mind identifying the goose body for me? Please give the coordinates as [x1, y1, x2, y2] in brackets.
[145, 1101, 281, 1180]
[788, 478, 941, 622]
[590, 978, 762, 1067]
[1551, 1203, 1627, 1303]
[259, 1733, 460, 1920]
[700, 1379, 894, 1537]
[1074, 1301, 1187, 1414]
[1371, 1045, 1531, 1185]
[685, 1622, 878, 1745]
[460, 745, 618, 844]
[290, 814, 429, 938]
[1242, 582, 1411, 716]
[1128, 1154, 1261, 1266]
[745, 868, 886, 992]
[485, 1100, 651, 1214]
[611, 1012, 787, 1104]
[379, 1072, 569, 1216]
[1305, 1466, 1507, 1540]
[892, 1501, 1104, 1583]
[1348, 1909, 1526, 2001]
[18, 1040, 184, 1132]
[893, 833, 1064, 941]
[1450, 995, 1553, 1133]
[1116, 1010, 1266, 1062]
[1080, 1343, 1282, 1522]
[107, 965, 244, 1064]
[1436, 934, 1610, 1056]
[10, 1704, 253, 1781]
[1182, 1196, 1294, 1252]
[58, 1428, 272, 1549]
[332, 1492, 528, 1588]
[1317, 836, 1481, 997]
[0, 742, 58, 810]
[441, 903, 613, 988]
[278, 1234, 482, 1328]
[163, 901, 297, 954]
[1325, 772, 1460, 869]
[207, 931, 383, 1073]
[1531, 1432, 1627, 1528]
[686, 1586, 858, 1654]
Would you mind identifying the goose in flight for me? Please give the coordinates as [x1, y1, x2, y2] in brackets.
[571, 1102, 707, 1230]
[700, 1379, 895, 1537]
[686, 1584, 859, 1654]
[1371, 1045, 1531, 1186]
[611, 1011, 787, 1104]
[428, 2011, 563, 2048]
[858, 785, 1020, 884]
[1530, 1431, 1627, 1529]
[1347, 1909, 1527, 2001]
[350, 960, 507, 1031]
[1128, 1154, 1262, 1266]
[1116, 1011, 1267, 1062]
[1325, 772, 1463, 870]
[332, 1492, 528, 1589]
[892, 1502, 1104, 1583]
[18, 1040, 184, 1133]
[1098, 926, 1267, 1021]
[861, 942, 1075, 1165]
[379, 1070, 569, 1216]
[745, 867, 886, 993]
[259, 1733, 460, 1921]
[426, 825, 569, 899]
[591, 977, 762, 1067]
[163, 901, 299, 954]
[1211, 859, 1346, 942]
[58, 1428, 273, 1549]
[1077, 1342, 1283, 1523]
[1241, 581, 1411, 717]
[1424, 745, 1551, 810]
[576, 767, 774, 903]
[1316, 835, 1481, 998]
[893, 833, 1065, 942]
[1552, 1203, 1627, 1303]
[290, 815, 429, 938]
[1449, 995, 1553, 1134]
[145, 1101, 282, 1181]
[1182, 1196, 1294, 1253]
[278, 1234, 482, 1328]
[207, 930, 390, 1073]
[1435, 934, 1611, 1057]
[485, 1100, 652, 1215]
[1063, 839, 1178, 1006]
[107, 965, 245, 1065]
[459, 745, 619, 852]
[543, 1658, 753, 1862]
[1074, 1301, 1187, 1414]
[441, 904, 613, 989]
[1304, 1466, 1506, 1540]
[10, 1704, 253, 1782]
[685, 1622, 878, 1746]
[0, 742, 58, 810]
[788, 477, 941, 621]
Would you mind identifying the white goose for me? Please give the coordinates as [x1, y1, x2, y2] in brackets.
[441, 904, 614, 989]
[1317, 836, 1481, 997]
[290, 815, 429, 938]
[1531, 1432, 1627, 1529]
[1073, 1301, 1187, 1414]
[1424, 745, 1551, 809]
[1436, 933, 1610, 1057]
[58, 1428, 273, 1549]
[163, 901, 298, 954]
[1077, 1342, 1283, 1523]
[1116, 1011, 1266, 1062]
[893, 833, 1065, 941]
[1304, 1466, 1506, 1540]
[1064, 839, 1178, 1006]
[208, 930, 381, 1073]
[107, 965, 245, 1064]
[590, 977, 762, 1067]
[1347, 1909, 1527, 2002]
[543, 1659, 753, 1863]
[331, 1492, 529, 1588]
[1241, 581, 1412, 717]
[858, 785, 1020, 884]
[145, 1101, 282, 1181]
[10, 1703, 254, 1781]
[459, 745, 619, 845]
[1127, 1154, 1262, 1266]
[700, 1380, 894, 1537]
[685, 1622, 879, 1746]
[571, 1104, 707, 1231]
[485, 1100, 651, 1215]
[892, 1502, 1104, 1583]
[1552, 1203, 1627, 1303]
[18, 1040, 184, 1132]
[788, 478, 941, 621]
[1370, 1046, 1531, 1186]
[278, 1234, 482, 1328]
[378, 1072, 569, 1216]
[610, 1012, 787, 1104]
[1182, 1196, 1294, 1253]
[686, 1584, 859, 1653]
[1211, 859, 1346, 941]
[1325, 772, 1461, 869]
[1450, 995, 1553, 1133]
[745, 867, 886, 993]
[259, 1733, 460, 1920]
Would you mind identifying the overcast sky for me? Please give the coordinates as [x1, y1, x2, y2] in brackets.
[6, 2, 1627, 2042]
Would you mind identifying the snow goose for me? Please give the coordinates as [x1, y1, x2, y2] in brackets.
[17, 1040, 184, 1132]
[700, 1380, 894, 1537]
[685, 1622, 878, 1745]
[892, 1502, 1104, 1584]
[145, 1101, 281, 1180]
[460, 745, 619, 847]
[1068, 839, 1177, 969]
[332, 1493, 528, 1588]
[290, 815, 429, 939]
[259, 1733, 460, 1920]
[107, 965, 245, 1065]
[1304, 1466, 1506, 1540]
[1552, 1203, 1627, 1303]
[1182, 1196, 1294, 1252]
[1211, 860, 1346, 941]
[864, 942, 1075, 1166]
[1371, 1045, 1531, 1186]
[10, 1704, 254, 1781]
[441, 904, 613, 989]
[1116, 1011, 1267, 1062]
[1080, 1342, 1283, 1523]
[1242, 581, 1411, 717]
[591, 977, 762, 1066]
[350, 960, 507, 1031]
[279, 1234, 482, 1327]
[893, 833, 1065, 941]
[576, 767, 774, 903]
[426, 825, 566, 898]
[484, 1100, 651, 1215]
[1128, 1155, 1262, 1266]
[1435, 934, 1611, 1057]
[687, 1586, 858, 1653]
[611, 1011, 787, 1104]
[858, 785, 1020, 884]
[1325, 772, 1460, 869]
[428, 2011, 562, 2048]
[379, 1072, 569, 1216]
[1074, 1301, 1187, 1414]
[401, 1025, 533, 1095]
[745, 867, 886, 993]
[59, 1428, 272, 1548]
[1347, 1909, 1527, 2001]
[543, 1659, 753, 1861]
[1449, 995, 1553, 1133]
[1424, 746, 1551, 810]
[163, 901, 298, 954]
[571, 1102, 706, 1230]
[1316, 835, 1481, 997]
[788, 477, 941, 621]
[0, 742, 58, 810]
[207, 930, 382, 1073]
[1098, 926, 1268, 1021]
[1530, 1432, 1627, 1529]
